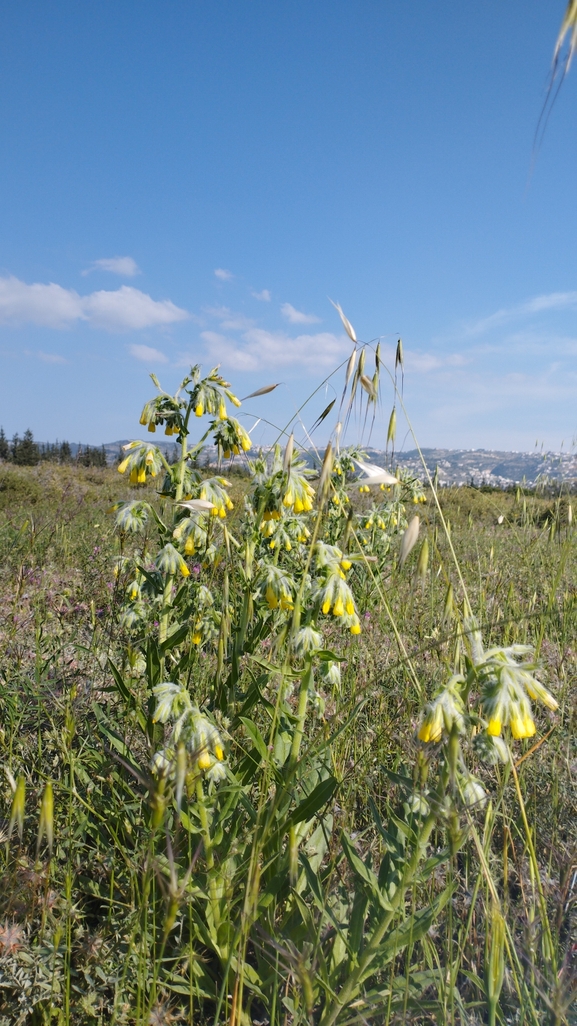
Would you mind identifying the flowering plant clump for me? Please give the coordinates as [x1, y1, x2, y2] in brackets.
[415, 618, 559, 823]
[151, 683, 227, 785]
[92, 314, 566, 1026]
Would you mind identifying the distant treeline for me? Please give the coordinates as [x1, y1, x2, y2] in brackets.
[0, 427, 108, 467]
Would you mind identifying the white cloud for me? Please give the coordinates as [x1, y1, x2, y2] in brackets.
[466, 290, 577, 336]
[129, 344, 168, 363]
[404, 350, 469, 373]
[203, 327, 349, 372]
[0, 276, 84, 328]
[38, 351, 67, 364]
[0, 275, 189, 332]
[83, 256, 141, 277]
[200, 330, 229, 346]
[252, 289, 271, 302]
[214, 268, 234, 281]
[204, 306, 255, 331]
[83, 286, 188, 331]
[281, 302, 321, 325]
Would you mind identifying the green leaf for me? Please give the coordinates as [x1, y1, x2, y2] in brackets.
[148, 503, 168, 534]
[418, 849, 450, 884]
[315, 649, 345, 662]
[248, 654, 300, 678]
[300, 852, 350, 946]
[179, 809, 201, 834]
[136, 564, 163, 594]
[107, 658, 132, 703]
[146, 637, 161, 689]
[381, 767, 414, 792]
[160, 621, 189, 654]
[289, 775, 338, 826]
[359, 884, 455, 983]
[92, 704, 141, 771]
[239, 717, 270, 763]
[341, 832, 393, 911]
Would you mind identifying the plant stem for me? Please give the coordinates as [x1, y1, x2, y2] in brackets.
[318, 808, 438, 1026]
[287, 656, 313, 771]
[196, 777, 220, 935]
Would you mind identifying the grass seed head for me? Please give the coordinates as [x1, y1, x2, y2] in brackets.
[8, 775, 26, 842]
[37, 781, 54, 854]
[416, 537, 429, 581]
[395, 337, 404, 370]
[330, 300, 357, 343]
[399, 515, 420, 567]
[387, 407, 397, 445]
[344, 348, 357, 390]
[283, 432, 294, 474]
[360, 374, 376, 400]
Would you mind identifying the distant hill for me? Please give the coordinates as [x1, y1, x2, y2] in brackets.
[375, 448, 577, 487]
[97, 440, 576, 488]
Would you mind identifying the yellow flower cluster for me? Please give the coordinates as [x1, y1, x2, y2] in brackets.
[155, 543, 190, 578]
[192, 377, 241, 420]
[260, 566, 295, 612]
[478, 644, 558, 741]
[173, 515, 208, 556]
[315, 545, 361, 634]
[118, 441, 164, 484]
[417, 681, 465, 743]
[283, 483, 314, 514]
[487, 700, 536, 740]
[151, 683, 226, 783]
[198, 478, 234, 518]
[139, 397, 181, 435]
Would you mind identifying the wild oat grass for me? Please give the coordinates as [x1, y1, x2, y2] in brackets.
[0, 351, 575, 1026]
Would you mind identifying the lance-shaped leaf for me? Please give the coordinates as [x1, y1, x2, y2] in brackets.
[356, 884, 455, 986]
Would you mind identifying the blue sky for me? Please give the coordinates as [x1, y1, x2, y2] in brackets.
[1, 1, 576, 453]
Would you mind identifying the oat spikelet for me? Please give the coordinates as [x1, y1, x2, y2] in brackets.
[330, 300, 357, 343]
[37, 781, 54, 855]
[395, 338, 404, 370]
[399, 515, 420, 567]
[241, 383, 279, 400]
[9, 776, 26, 843]
[344, 348, 357, 389]
[387, 408, 397, 446]
[360, 374, 376, 399]
[416, 537, 429, 582]
[283, 433, 294, 474]
[485, 906, 506, 1026]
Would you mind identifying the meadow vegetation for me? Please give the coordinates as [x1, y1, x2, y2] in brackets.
[0, 349, 575, 1026]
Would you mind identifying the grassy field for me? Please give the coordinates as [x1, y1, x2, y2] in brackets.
[0, 398, 575, 1025]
